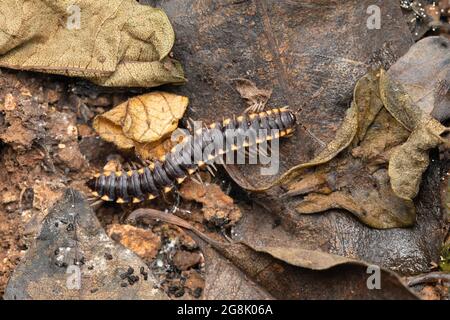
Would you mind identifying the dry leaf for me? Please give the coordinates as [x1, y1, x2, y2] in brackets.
[122, 93, 187, 143]
[0, 0, 185, 87]
[92, 103, 135, 149]
[134, 138, 174, 161]
[353, 70, 385, 142]
[93, 92, 188, 156]
[274, 96, 359, 187]
[388, 121, 447, 200]
[5, 190, 167, 300]
[158, 0, 445, 274]
[379, 69, 448, 200]
[233, 78, 272, 112]
[127, 209, 417, 299]
[225, 69, 447, 228]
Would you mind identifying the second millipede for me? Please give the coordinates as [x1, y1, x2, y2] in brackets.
[87, 107, 297, 203]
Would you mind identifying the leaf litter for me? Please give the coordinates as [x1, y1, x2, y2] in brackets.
[229, 68, 448, 229]
[0, 1, 449, 301]
[0, 0, 185, 87]
[126, 208, 417, 300]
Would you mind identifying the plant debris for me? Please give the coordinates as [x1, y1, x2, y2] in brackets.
[225, 57, 448, 228]
[4, 190, 167, 300]
[93, 92, 188, 158]
[0, 0, 448, 301]
[127, 208, 418, 299]
[179, 179, 242, 228]
[0, 0, 185, 87]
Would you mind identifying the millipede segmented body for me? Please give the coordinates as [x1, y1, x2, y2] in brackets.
[87, 107, 296, 203]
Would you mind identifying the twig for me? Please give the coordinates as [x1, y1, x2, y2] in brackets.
[126, 208, 231, 248]
[406, 272, 450, 287]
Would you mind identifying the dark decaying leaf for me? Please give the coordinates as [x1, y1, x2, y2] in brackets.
[127, 209, 417, 300]
[154, 0, 413, 187]
[141, 0, 448, 274]
[258, 71, 415, 228]
[387, 36, 450, 122]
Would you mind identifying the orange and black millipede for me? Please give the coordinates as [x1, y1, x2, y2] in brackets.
[86, 107, 296, 203]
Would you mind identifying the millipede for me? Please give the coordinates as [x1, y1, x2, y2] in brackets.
[87, 107, 297, 204]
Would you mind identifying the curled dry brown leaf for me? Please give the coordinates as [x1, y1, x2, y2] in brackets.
[0, 0, 185, 87]
[127, 208, 417, 300]
[93, 92, 188, 159]
[379, 69, 449, 200]
[228, 69, 448, 228]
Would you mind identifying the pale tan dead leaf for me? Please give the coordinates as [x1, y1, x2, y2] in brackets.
[122, 93, 187, 143]
[379, 69, 424, 131]
[353, 70, 384, 142]
[92, 103, 135, 149]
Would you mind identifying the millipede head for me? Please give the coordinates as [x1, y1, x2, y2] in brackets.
[281, 107, 298, 130]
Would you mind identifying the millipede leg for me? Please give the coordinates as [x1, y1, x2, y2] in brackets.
[191, 174, 203, 185]
[130, 161, 141, 170]
[206, 164, 216, 177]
[86, 107, 298, 204]
[89, 199, 104, 211]
[123, 162, 132, 171]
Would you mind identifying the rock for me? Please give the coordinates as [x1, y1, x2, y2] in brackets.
[417, 286, 441, 300]
[76, 124, 95, 138]
[107, 224, 161, 262]
[172, 250, 202, 271]
[4, 189, 167, 300]
[46, 89, 61, 104]
[48, 111, 78, 143]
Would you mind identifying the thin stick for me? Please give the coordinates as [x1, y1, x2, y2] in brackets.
[126, 208, 230, 247]
[406, 272, 450, 287]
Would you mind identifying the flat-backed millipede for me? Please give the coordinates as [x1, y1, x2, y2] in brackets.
[87, 107, 297, 203]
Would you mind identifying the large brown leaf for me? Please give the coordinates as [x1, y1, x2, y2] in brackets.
[0, 0, 185, 87]
[128, 209, 417, 300]
[145, 0, 447, 274]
